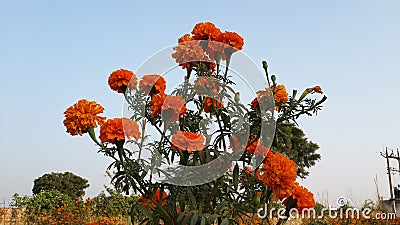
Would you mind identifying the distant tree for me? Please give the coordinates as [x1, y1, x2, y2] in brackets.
[32, 172, 89, 199]
[273, 123, 321, 178]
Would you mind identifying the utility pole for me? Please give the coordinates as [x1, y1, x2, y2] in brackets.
[386, 148, 394, 199]
[380, 147, 400, 214]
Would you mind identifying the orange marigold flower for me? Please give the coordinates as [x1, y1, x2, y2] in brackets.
[250, 97, 259, 110]
[172, 40, 207, 70]
[149, 93, 166, 118]
[171, 131, 205, 153]
[178, 34, 192, 43]
[215, 31, 244, 51]
[161, 95, 187, 122]
[63, 99, 105, 136]
[272, 85, 288, 104]
[194, 76, 221, 95]
[99, 118, 140, 144]
[140, 188, 168, 209]
[313, 86, 323, 94]
[291, 182, 316, 210]
[139, 74, 166, 95]
[192, 22, 222, 41]
[203, 97, 224, 114]
[256, 152, 297, 200]
[108, 69, 137, 93]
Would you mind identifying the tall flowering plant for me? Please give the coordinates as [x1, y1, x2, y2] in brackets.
[64, 22, 327, 225]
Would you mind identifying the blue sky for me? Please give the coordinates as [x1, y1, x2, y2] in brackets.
[1, 0, 399, 207]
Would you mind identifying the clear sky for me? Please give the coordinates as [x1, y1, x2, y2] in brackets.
[1, 0, 400, 207]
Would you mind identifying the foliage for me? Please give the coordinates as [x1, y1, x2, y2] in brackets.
[64, 22, 327, 224]
[32, 171, 89, 199]
[11, 190, 129, 225]
[273, 123, 320, 178]
[11, 189, 74, 222]
[93, 190, 139, 218]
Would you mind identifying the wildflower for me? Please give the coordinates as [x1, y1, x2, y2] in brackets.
[63, 99, 105, 136]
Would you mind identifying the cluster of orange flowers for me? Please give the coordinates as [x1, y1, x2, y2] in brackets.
[35, 202, 125, 225]
[63, 98, 140, 145]
[172, 22, 244, 70]
[255, 152, 315, 209]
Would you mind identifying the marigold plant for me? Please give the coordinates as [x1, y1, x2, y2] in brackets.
[64, 21, 327, 225]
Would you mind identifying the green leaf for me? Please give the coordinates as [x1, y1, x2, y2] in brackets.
[233, 164, 239, 190]
[201, 216, 206, 225]
[177, 212, 185, 222]
[191, 213, 199, 225]
[221, 218, 229, 225]
[208, 214, 219, 224]
[183, 212, 193, 225]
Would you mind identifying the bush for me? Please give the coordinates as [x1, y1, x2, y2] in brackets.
[93, 190, 139, 218]
[11, 189, 73, 222]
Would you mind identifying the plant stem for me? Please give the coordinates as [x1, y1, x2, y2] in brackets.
[138, 119, 147, 160]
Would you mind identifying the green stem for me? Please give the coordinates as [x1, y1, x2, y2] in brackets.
[138, 119, 147, 160]
[203, 177, 222, 213]
[87, 126, 102, 147]
[216, 114, 227, 152]
[262, 61, 271, 87]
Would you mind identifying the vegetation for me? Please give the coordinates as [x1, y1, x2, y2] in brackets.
[32, 172, 89, 199]
[11, 189, 138, 225]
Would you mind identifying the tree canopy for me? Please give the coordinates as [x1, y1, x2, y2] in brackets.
[273, 123, 321, 178]
[32, 172, 89, 199]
